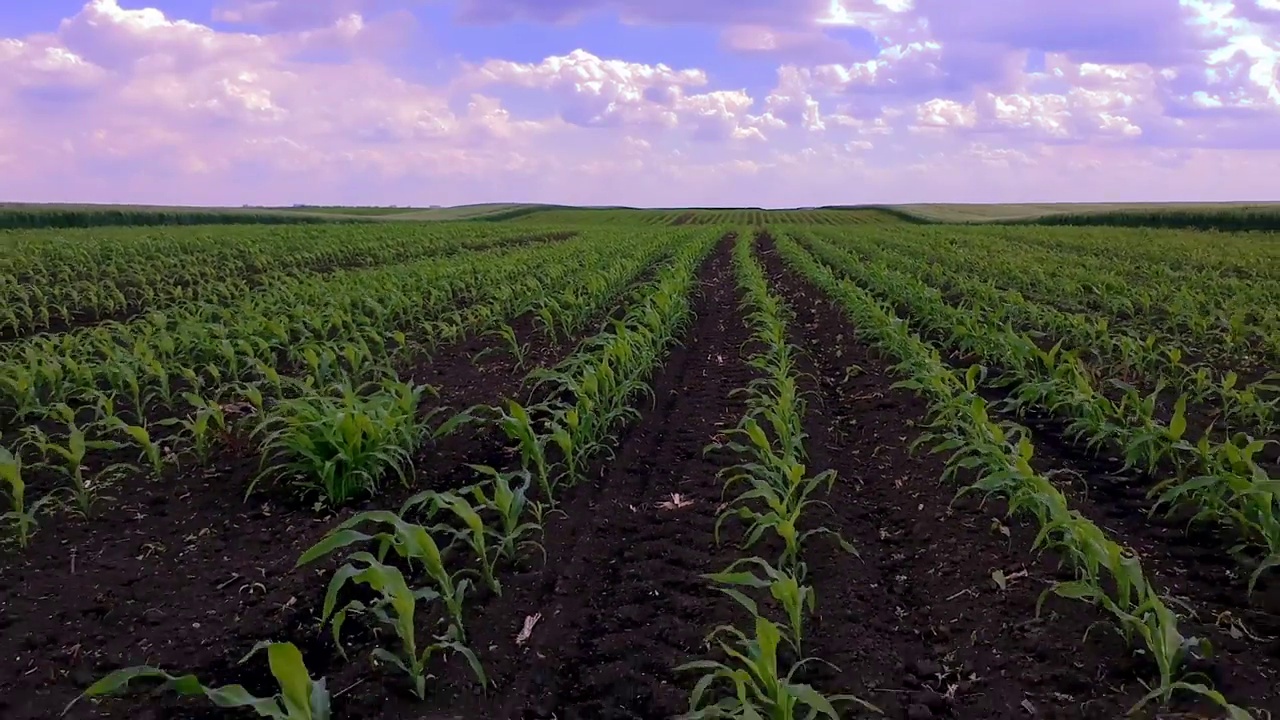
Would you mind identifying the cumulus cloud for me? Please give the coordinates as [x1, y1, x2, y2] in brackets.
[1, 0, 1279, 206]
[461, 49, 781, 140]
[452, 0, 832, 27]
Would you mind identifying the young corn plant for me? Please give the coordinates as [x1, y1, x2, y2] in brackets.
[676, 616, 879, 719]
[297, 511, 472, 638]
[713, 421, 853, 578]
[481, 400, 557, 504]
[315, 551, 486, 699]
[475, 322, 530, 369]
[102, 415, 168, 479]
[460, 465, 546, 562]
[1, 446, 50, 549]
[22, 405, 125, 517]
[63, 641, 330, 720]
[170, 392, 229, 464]
[250, 379, 430, 506]
[705, 557, 815, 655]
[420, 490, 505, 595]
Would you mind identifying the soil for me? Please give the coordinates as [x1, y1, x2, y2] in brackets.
[0, 304, 579, 720]
[6, 231, 1277, 720]
[759, 233, 1280, 718]
[378, 235, 758, 719]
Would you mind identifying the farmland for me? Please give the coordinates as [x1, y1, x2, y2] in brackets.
[1, 210, 1278, 720]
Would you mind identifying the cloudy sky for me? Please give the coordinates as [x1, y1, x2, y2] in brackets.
[1, 0, 1278, 207]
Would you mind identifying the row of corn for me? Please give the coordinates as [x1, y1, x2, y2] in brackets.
[61, 231, 722, 716]
[793, 229, 1280, 596]
[675, 232, 877, 718]
[773, 231, 1256, 718]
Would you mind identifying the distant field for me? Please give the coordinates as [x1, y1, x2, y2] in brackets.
[383, 203, 554, 220]
[0, 203, 343, 229]
[4, 201, 1279, 231]
[502, 206, 905, 225]
[892, 201, 1280, 230]
[266, 206, 428, 217]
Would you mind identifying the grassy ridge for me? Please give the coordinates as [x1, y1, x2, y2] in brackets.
[889, 202, 1280, 231]
[1016, 208, 1280, 232]
[0, 207, 342, 230]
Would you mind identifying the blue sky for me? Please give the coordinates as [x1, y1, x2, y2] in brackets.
[0, 0, 1277, 206]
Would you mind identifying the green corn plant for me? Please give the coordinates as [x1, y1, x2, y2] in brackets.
[425, 491, 505, 595]
[676, 616, 879, 719]
[475, 322, 530, 369]
[714, 468, 853, 578]
[705, 557, 815, 655]
[487, 400, 556, 503]
[297, 511, 471, 637]
[462, 465, 546, 562]
[1, 446, 51, 549]
[63, 641, 330, 720]
[22, 406, 124, 517]
[171, 392, 229, 464]
[317, 552, 486, 699]
[713, 421, 853, 577]
[249, 379, 429, 505]
[103, 416, 167, 479]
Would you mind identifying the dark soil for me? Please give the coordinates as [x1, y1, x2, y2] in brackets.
[382, 235, 756, 720]
[1015, 422, 1280, 712]
[755, 235, 1277, 719]
[0, 307, 580, 720]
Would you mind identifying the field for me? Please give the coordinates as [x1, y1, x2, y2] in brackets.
[1, 210, 1278, 720]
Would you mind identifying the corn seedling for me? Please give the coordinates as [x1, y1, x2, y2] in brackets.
[424, 491, 505, 595]
[705, 557, 815, 654]
[64, 641, 330, 720]
[102, 416, 168, 479]
[1, 446, 51, 549]
[250, 379, 430, 505]
[22, 406, 124, 517]
[476, 322, 530, 369]
[461, 465, 546, 562]
[171, 392, 229, 464]
[316, 552, 486, 698]
[676, 616, 880, 719]
[297, 511, 471, 637]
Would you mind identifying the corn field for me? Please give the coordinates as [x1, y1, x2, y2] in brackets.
[1, 215, 1277, 720]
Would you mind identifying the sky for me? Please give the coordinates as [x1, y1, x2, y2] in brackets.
[0, 0, 1278, 208]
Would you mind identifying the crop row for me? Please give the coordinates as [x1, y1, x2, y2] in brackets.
[792, 229, 1280, 594]
[58, 232, 720, 716]
[772, 232, 1258, 718]
[829, 225, 1280, 368]
[810, 227, 1278, 437]
[677, 232, 873, 718]
[0, 229, 717, 551]
[0, 223, 565, 338]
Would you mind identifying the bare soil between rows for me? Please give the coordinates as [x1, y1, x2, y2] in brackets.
[0, 306, 579, 720]
[764, 233, 1280, 718]
[8, 232, 1276, 720]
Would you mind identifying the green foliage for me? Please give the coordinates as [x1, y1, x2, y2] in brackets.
[315, 552, 486, 698]
[249, 379, 430, 505]
[676, 616, 879, 719]
[64, 641, 330, 719]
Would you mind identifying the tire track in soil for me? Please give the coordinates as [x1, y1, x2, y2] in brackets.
[423, 236, 755, 720]
[756, 236, 1161, 720]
